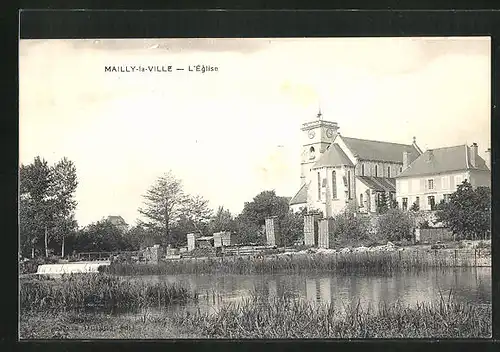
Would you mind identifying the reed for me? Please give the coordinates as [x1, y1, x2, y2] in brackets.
[104, 250, 471, 276]
[19, 274, 198, 313]
[172, 292, 492, 338]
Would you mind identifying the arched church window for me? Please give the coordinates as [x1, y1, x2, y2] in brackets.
[317, 172, 321, 200]
[332, 170, 337, 199]
[309, 146, 316, 159]
[375, 165, 378, 177]
[360, 193, 364, 205]
[347, 170, 352, 199]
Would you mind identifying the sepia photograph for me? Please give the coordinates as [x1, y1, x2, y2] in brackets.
[18, 37, 491, 339]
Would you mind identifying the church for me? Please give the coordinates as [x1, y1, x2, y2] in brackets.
[289, 110, 423, 216]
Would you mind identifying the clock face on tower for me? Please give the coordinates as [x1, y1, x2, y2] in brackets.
[326, 128, 334, 138]
[308, 130, 315, 139]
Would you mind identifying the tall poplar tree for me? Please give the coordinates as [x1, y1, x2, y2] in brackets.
[48, 157, 78, 257]
[19, 156, 78, 258]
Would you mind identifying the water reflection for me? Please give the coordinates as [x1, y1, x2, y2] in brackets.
[125, 268, 491, 316]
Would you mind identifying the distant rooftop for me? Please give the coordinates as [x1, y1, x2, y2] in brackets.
[107, 215, 128, 226]
[397, 144, 489, 178]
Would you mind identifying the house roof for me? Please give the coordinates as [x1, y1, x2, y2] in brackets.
[357, 176, 396, 192]
[107, 216, 128, 226]
[397, 144, 490, 178]
[290, 183, 308, 205]
[312, 143, 354, 169]
[341, 136, 421, 163]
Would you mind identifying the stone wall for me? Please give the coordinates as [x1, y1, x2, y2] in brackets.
[213, 231, 234, 247]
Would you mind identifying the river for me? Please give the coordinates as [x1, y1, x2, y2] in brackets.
[123, 267, 491, 316]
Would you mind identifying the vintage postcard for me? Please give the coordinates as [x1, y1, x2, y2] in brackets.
[19, 37, 491, 339]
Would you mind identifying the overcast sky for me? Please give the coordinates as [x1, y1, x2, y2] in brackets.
[19, 37, 491, 227]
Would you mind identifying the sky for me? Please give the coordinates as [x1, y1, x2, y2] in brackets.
[19, 37, 491, 227]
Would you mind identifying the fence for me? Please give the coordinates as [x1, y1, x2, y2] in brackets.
[417, 228, 454, 243]
[180, 245, 278, 259]
[76, 251, 141, 261]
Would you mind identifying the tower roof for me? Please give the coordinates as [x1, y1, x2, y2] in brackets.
[312, 143, 353, 168]
[290, 183, 308, 205]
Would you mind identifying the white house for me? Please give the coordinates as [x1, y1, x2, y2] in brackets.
[395, 143, 491, 211]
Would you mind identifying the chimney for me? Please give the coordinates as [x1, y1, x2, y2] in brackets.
[427, 149, 433, 162]
[470, 143, 478, 167]
[402, 151, 410, 170]
[485, 148, 491, 170]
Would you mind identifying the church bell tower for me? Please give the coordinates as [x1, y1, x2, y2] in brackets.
[300, 109, 339, 185]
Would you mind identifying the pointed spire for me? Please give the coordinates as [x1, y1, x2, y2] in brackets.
[317, 106, 322, 120]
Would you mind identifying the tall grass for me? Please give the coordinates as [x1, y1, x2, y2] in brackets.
[20, 274, 198, 313]
[104, 250, 466, 276]
[172, 292, 492, 338]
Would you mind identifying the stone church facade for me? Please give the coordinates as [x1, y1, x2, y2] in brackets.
[290, 111, 423, 216]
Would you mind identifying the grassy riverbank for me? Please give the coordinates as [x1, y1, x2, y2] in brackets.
[104, 246, 491, 276]
[19, 311, 202, 339]
[172, 295, 491, 338]
[20, 294, 491, 339]
[20, 274, 198, 312]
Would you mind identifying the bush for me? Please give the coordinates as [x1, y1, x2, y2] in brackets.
[436, 182, 491, 240]
[19, 256, 59, 275]
[419, 220, 431, 229]
[330, 211, 370, 246]
[376, 209, 414, 242]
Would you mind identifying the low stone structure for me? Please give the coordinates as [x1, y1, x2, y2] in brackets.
[196, 236, 214, 248]
[143, 244, 163, 264]
[221, 231, 234, 246]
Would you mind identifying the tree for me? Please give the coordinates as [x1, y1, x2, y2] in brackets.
[436, 181, 491, 240]
[377, 193, 389, 214]
[182, 195, 213, 236]
[19, 157, 79, 258]
[235, 190, 290, 244]
[138, 171, 189, 246]
[376, 208, 414, 242]
[127, 225, 157, 250]
[47, 158, 78, 257]
[330, 210, 370, 246]
[279, 208, 306, 247]
[410, 201, 420, 211]
[19, 157, 53, 258]
[208, 206, 237, 234]
[73, 220, 133, 253]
